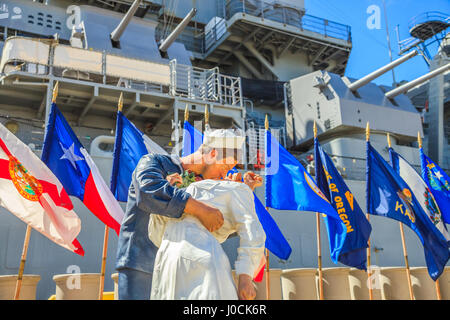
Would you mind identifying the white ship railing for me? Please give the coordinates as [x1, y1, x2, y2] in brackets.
[226, 0, 352, 42]
[167, 0, 352, 55]
[170, 59, 242, 107]
[408, 11, 450, 31]
[0, 36, 243, 108]
[204, 17, 227, 52]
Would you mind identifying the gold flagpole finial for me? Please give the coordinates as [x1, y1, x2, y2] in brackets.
[387, 132, 392, 148]
[265, 114, 269, 131]
[118, 92, 123, 112]
[184, 104, 189, 122]
[313, 121, 317, 139]
[51, 81, 59, 103]
[366, 122, 370, 142]
[204, 105, 209, 126]
[417, 131, 422, 149]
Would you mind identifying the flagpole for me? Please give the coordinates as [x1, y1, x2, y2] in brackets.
[14, 81, 59, 299]
[98, 92, 123, 300]
[418, 132, 442, 300]
[98, 225, 109, 300]
[316, 212, 324, 300]
[204, 104, 210, 131]
[398, 222, 414, 300]
[264, 115, 271, 300]
[13, 225, 32, 300]
[313, 122, 324, 300]
[184, 103, 189, 122]
[14, 83, 61, 299]
[52, 81, 59, 105]
[387, 133, 414, 300]
[366, 122, 374, 301]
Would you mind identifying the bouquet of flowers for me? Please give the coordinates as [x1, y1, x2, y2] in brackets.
[178, 170, 203, 188]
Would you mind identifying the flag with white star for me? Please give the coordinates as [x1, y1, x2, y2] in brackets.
[41, 103, 124, 235]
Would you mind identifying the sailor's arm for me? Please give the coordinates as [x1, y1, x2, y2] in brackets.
[134, 158, 223, 231]
[133, 155, 190, 219]
[164, 172, 224, 232]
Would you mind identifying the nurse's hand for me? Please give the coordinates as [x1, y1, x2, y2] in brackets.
[225, 172, 242, 182]
[166, 173, 183, 187]
[238, 274, 256, 300]
[243, 171, 263, 191]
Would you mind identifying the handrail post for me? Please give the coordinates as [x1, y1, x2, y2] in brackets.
[218, 71, 223, 105]
[188, 66, 192, 98]
[261, 0, 264, 19]
[238, 76, 243, 108]
[48, 40, 55, 76]
[102, 50, 106, 84]
[169, 59, 177, 96]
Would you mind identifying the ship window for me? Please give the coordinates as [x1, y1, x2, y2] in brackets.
[55, 21, 61, 25]
[55, 26, 61, 30]
[28, 20, 34, 24]
[98, 142, 114, 153]
[37, 22, 43, 26]
[38, 12, 44, 16]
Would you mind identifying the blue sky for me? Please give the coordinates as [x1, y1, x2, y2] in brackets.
[305, 0, 450, 87]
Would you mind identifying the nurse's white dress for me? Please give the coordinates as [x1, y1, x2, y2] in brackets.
[148, 179, 266, 300]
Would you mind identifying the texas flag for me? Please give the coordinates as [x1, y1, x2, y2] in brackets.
[0, 122, 84, 255]
[41, 103, 124, 235]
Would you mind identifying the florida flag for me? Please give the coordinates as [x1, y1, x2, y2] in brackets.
[41, 103, 124, 235]
[0, 122, 84, 255]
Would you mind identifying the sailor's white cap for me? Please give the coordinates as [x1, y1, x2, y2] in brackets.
[203, 128, 245, 149]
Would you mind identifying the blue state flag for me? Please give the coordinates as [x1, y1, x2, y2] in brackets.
[182, 120, 203, 157]
[265, 130, 346, 264]
[390, 147, 450, 244]
[367, 141, 450, 280]
[111, 111, 168, 202]
[314, 138, 371, 270]
[254, 196, 292, 260]
[420, 149, 450, 224]
[227, 167, 292, 260]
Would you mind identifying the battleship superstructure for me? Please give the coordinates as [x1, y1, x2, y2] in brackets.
[399, 12, 450, 170]
[0, 0, 448, 300]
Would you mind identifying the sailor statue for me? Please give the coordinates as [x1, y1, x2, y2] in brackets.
[115, 128, 264, 300]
